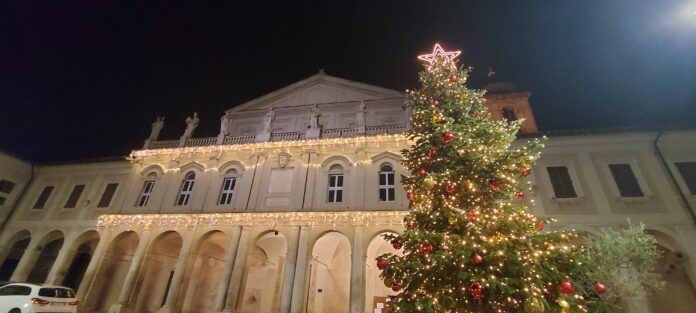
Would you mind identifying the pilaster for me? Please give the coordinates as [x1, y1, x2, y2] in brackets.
[213, 226, 242, 312]
[349, 226, 365, 313]
[109, 228, 153, 313]
[221, 226, 251, 312]
[290, 226, 310, 313]
[279, 226, 301, 312]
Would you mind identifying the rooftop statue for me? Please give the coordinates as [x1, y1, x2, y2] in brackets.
[149, 116, 165, 141]
[182, 112, 199, 140]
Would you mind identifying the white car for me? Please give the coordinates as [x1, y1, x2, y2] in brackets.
[0, 283, 78, 313]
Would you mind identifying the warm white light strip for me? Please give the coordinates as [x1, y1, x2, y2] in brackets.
[130, 134, 409, 158]
[98, 211, 408, 228]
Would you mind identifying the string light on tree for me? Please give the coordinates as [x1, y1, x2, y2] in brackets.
[377, 43, 614, 313]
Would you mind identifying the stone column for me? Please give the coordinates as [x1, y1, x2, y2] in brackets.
[109, 228, 152, 313]
[349, 226, 365, 313]
[221, 226, 251, 312]
[290, 226, 310, 313]
[76, 229, 111, 300]
[45, 248, 77, 285]
[279, 226, 301, 312]
[157, 234, 196, 313]
[213, 226, 242, 312]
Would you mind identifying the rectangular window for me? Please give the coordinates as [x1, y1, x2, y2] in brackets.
[219, 177, 237, 205]
[675, 162, 696, 195]
[328, 174, 344, 203]
[0, 179, 16, 194]
[609, 163, 644, 197]
[136, 181, 155, 207]
[33, 186, 55, 209]
[379, 172, 395, 201]
[64, 184, 86, 208]
[546, 166, 578, 198]
[97, 183, 119, 208]
[176, 179, 195, 206]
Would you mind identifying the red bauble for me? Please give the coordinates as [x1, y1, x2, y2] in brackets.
[443, 131, 454, 144]
[446, 184, 455, 193]
[406, 221, 417, 230]
[559, 281, 575, 294]
[468, 211, 479, 222]
[391, 240, 403, 250]
[377, 258, 388, 270]
[536, 221, 545, 232]
[418, 168, 427, 176]
[594, 282, 606, 294]
[469, 282, 484, 300]
[449, 74, 457, 82]
[514, 191, 524, 199]
[419, 243, 433, 255]
[521, 168, 531, 176]
[489, 180, 502, 191]
[428, 148, 437, 158]
[471, 253, 483, 265]
[432, 99, 440, 107]
[407, 191, 414, 201]
[391, 282, 401, 292]
[471, 111, 478, 118]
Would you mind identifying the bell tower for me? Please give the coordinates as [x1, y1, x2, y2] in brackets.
[483, 81, 539, 134]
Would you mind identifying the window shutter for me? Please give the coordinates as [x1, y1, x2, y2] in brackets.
[608, 164, 644, 197]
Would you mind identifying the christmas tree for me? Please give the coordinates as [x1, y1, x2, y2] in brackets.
[377, 44, 613, 313]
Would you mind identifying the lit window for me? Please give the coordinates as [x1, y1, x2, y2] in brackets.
[328, 165, 344, 203]
[219, 169, 237, 205]
[64, 184, 86, 209]
[379, 164, 395, 202]
[33, 186, 55, 209]
[176, 172, 196, 206]
[675, 162, 696, 195]
[136, 179, 156, 207]
[97, 183, 119, 208]
[546, 166, 577, 198]
[609, 164, 644, 197]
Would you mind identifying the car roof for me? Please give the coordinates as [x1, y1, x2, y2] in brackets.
[1, 282, 74, 289]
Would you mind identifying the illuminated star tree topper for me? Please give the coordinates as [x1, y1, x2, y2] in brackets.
[417, 43, 461, 69]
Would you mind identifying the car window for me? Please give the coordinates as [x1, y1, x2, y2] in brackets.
[0, 285, 32, 296]
[39, 287, 75, 298]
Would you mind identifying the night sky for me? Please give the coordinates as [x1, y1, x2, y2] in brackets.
[1, 1, 695, 163]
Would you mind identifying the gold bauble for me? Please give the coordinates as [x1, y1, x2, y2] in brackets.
[431, 114, 442, 123]
[448, 216, 458, 225]
[523, 297, 545, 313]
[423, 177, 435, 189]
[556, 299, 570, 313]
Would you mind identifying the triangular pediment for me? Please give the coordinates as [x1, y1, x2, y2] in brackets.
[228, 73, 404, 113]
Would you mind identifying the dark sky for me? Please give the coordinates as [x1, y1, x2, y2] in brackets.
[1, 1, 695, 163]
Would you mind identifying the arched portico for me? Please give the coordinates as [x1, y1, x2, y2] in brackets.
[83, 231, 139, 312]
[179, 230, 230, 313]
[646, 230, 696, 313]
[365, 232, 401, 313]
[25, 230, 65, 283]
[238, 230, 288, 313]
[0, 230, 31, 281]
[307, 231, 351, 313]
[131, 231, 184, 313]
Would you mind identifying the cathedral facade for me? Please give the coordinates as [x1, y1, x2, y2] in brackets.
[0, 73, 695, 313]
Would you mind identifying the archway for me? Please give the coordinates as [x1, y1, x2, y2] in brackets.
[26, 230, 64, 283]
[61, 230, 100, 291]
[84, 231, 139, 312]
[646, 230, 696, 313]
[180, 231, 230, 313]
[0, 230, 31, 281]
[238, 231, 288, 313]
[307, 232, 351, 313]
[365, 232, 401, 313]
[131, 231, 183, 313]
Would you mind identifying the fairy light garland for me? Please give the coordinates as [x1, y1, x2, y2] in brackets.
[97, 211, 408, 228]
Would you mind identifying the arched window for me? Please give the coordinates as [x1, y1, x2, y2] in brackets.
[328, 165, 344, 203]
[219, 169, 238, 205]
[379, 164, 395, 202]
[176, 172, 196, 206]
[136, 172, 158, 207]
[502, 107, 517, 122]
